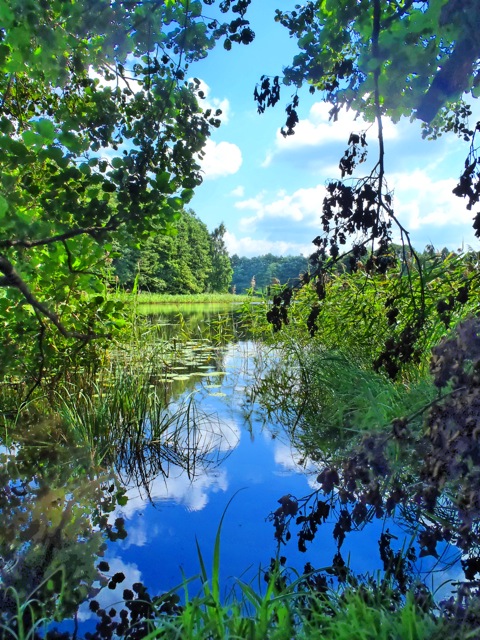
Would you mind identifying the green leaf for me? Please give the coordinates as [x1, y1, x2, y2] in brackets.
[0, 195, 9, 218]
[111, 157, 124, 169]
[167, 196, 183, 210]
[155, 171, 171, 191]
[190, 1, 202, 17]
[181, 188, 194, 202]
[33, 118, 56, 142]
[22, 130, 41, 148]
[0, 44, 10, 67]
[42, 145, 69, 168]
[0, 117, 13, 134]
[58, 131, 82, 153]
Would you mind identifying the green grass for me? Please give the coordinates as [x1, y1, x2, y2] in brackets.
[0, 499, 465, 640]
[110, 292, 250, 305]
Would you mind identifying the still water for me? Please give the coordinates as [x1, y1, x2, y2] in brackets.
[74, 305, 456, 624]
[1, 303, 461, 632]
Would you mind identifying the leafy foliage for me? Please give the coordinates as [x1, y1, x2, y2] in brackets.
[264, 318, 480, 601]
[254, 0, 480, 369]
[231, 253, 309, 293]
[0, 414, 126, 624]
[261, 0, 480, 125]
[207, 223, 233, 293]
[113, 211, 233, 294]
[0, 0, 254, 384]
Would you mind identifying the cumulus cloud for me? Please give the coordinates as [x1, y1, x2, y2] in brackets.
[388, 169, 477, 249]
[235, 185, 327, 233]
[224, 166, 479, 256]
[114, 465, 230, 518]
[271, 441, 320, 490]
[261, 99, 470, 181]
[263, 101, 399, 169]
[224, 230, 314, 258]
[200, 139, 242, 179]
[391, 170, 470, 229]
[230, 185, 245, 197]
[222, 184, 331, 256]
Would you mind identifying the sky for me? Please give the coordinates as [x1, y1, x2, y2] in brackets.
[186, 0, 480, 258]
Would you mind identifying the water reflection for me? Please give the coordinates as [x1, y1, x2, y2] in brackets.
[2, 305, 475, 635]
[0, 414, 124, 625]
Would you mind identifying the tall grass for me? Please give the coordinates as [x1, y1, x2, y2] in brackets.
[0, 507, 459, 640]
[111, 292, 250, 305]
[54, 374, 231, 495]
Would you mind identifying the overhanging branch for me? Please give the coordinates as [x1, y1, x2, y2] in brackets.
[0, 220, 119, 250]
[0, 253, 108, 341]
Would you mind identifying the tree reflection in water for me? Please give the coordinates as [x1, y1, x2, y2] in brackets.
[258, 318, 480, 617]
[0, 387, 235, 633]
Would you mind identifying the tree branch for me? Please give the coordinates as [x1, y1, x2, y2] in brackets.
[381, 0, 418, 29]
[0, 221, 119, 249]
[0, 253, 108, 341]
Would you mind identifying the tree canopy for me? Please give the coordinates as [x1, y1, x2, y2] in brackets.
[258, 0, 480, 126]
[255, 0, 480, 257]
[113, 211, 233, 294]
[0, 0, 253, 383]
[254, 0, 480, 366]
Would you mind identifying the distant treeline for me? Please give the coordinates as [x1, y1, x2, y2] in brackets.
[231, 254, 309, 293]
[112, 209, 457, 297]
[112, 210, 232, 294]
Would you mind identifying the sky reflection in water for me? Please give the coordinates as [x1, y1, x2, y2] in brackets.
[80, 330, 457, 622]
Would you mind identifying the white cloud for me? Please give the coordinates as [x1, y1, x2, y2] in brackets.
[194, 79, 231, 124]
[271, 441, 320, 490]
[235, 195, 265, 213]
[263, 101, 399, 168]
[390, 169, 475, 245]
[224, 167, 480, 257]
[114, 465, 230, 518]
[77, 556, 142, 621]
[235, 185, 327, 233]
[224, 230, 314, 258]
[230, 185, 245, 197]
[200, 139, 242, 179]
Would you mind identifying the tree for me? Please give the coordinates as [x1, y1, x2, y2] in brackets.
[231, 254, 309, 293]
[263, 0, 479, 125]
[255, 0, 480, 259]
[114, 209, 214, 294]
[0, 0, 255, 384]
[207, 223, 233, 292]
[255, 0, 480, 374]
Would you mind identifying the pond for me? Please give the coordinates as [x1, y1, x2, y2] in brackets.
[0, 303, 467, 635]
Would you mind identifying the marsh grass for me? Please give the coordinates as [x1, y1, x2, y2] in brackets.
[0, 514, 454, 640]
[55, 374, 232, 497]
[251, 341, 436, 458]
[111, 292, 249, 306]
[0, 567, 68, 640]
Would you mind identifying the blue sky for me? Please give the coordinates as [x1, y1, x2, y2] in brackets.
[187, 1, 480, 257]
